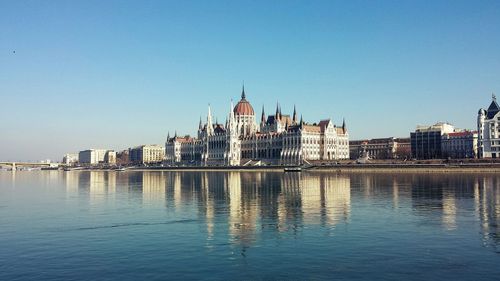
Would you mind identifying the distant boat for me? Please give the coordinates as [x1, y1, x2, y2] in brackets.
[284, 167, 302, 172]
[116, 167, 127, 172]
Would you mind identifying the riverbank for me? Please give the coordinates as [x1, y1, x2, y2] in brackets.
[309, 164, 500, 173]
[125, 163, 500, 173]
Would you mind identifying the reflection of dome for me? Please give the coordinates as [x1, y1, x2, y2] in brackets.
[233, 87, 254, 116]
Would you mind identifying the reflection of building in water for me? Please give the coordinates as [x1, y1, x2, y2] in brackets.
[476, 176, 500, 249]
[322, 174, 351, 226]
[278, 173, 303, 231]
[226, 172, 259, 248]
[410, 174, 492, 231]
[65, 171, 80, 197]
[442, 190, 457, 230]
[392, 177, 399, 209]
[295, 173, 351, 226]
[174, 172, 182, 210]
[185, 172, 352, 249]
[89, 171, 106, 199]
[74, 171, 117, 204]
[200, 173, 215, 239]
[142, 172, 166, 207]
[298, 174, 322, 225]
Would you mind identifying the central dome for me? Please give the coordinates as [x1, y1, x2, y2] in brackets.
[233, 86, 254, 116]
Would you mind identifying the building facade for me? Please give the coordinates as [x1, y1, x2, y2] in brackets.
[478, 95, 500, 158]
[116, 150, 130, 165]
[410, 122, 455, 159]
[441, 131, 478, 159]
[165, 87, 349, 166]
[129, 145, 165, 165]
[78, 149, 115, 165]
[62, 153, 79, 165]
[349, 137, 411, 160]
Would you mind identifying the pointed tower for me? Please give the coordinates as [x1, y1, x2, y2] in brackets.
[241, 83, 246, 100]
[261, 105, 266, 123]
[206, 104, 214, 136]
[292, 105, 297, 124]
[226, 99, 240, 166]
[275, 102, 280, 121]
[342, 118, 347, 134]
[487, 93, 500, 119]
[167, 131, 170, 142]
[229, 99, 236, 134]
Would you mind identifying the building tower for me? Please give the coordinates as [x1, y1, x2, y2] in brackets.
[233, 84, 257, 137]
[226, 100, 241, 165]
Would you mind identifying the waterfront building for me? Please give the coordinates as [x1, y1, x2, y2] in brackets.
[477, 94, 500, 158]
[349, 137, 411, 160]
[394, 138, 412, 159]
[78, 149, 116, 165]
[104, 151, 117, 165]
[410, 122, 455, 159]
[116, 150, 130, 165]
[129, 145, 165, 165]
[62, 153, 79, 165]
[165, 87, 349, 166]
[441, 131, 478, 159]
[79, 149, 108, 165]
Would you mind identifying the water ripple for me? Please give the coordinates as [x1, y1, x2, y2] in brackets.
[63, 219, 198, 232]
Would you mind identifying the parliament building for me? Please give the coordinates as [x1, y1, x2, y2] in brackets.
[165, 87, 349, 166]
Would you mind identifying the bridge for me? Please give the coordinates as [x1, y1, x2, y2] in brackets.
[0, 162, 61, 170]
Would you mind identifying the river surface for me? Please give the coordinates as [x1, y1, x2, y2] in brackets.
[0, 170, 499, 280]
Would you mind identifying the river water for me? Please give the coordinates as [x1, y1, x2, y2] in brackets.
[0, 170, 499, 280]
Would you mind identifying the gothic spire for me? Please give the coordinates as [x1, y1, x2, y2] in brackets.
[241, 83, 246, 99]
[292, 104, 297, 124]
[198, 116, 202, 130]
[230, 99, 235, 120]
[206, 104, 214, 136]
[261, 105, 266, 123]
[167, 131, 170, 141]
[275, 102, 280, 120]
[342, 118, 346, 133]
[228, 99, 235, 132]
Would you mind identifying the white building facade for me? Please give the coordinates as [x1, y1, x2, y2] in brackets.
[478, 95, 500, 158]
[63, 153, 79, 165]
[78, 149, 116, 165]
[165, 87, 349, 166]
[441, 131, 478, 159]
[129, 145, 165, 165]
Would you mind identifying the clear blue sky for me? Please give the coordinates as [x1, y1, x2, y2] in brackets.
[1, 0, 499, 161]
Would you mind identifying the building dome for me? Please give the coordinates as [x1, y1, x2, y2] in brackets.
[233, 87, 254, 116]
[478, 108, 486, 115]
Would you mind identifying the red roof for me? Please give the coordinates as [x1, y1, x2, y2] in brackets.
[234, 99, 254, 115]
[447, 131, 477, 137]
